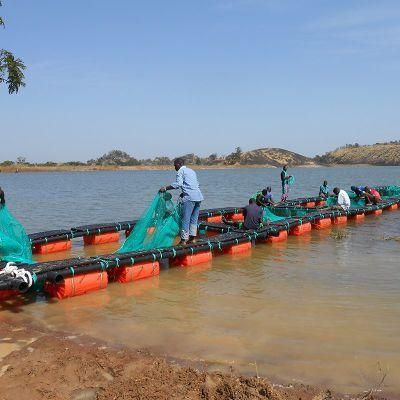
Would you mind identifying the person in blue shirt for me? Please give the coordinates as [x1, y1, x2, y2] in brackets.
[350, 186, 366, 198]
[319, 180, 330, 199]
[160, 158, 204, 245]
[258, 187, 275, 206]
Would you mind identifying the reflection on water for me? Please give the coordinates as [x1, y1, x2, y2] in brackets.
[1, 167, 400, 394]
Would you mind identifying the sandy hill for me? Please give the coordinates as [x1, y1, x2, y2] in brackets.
[315, 142, 400, 166]
[237, 148, 314, 166]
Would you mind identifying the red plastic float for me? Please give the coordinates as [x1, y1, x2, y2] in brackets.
[33, 240, 72, 255]
[267, 230, 288, 243]
[45, 270, 108, 299]
[83, 232, 120, 245]
[206, 215, 223, 223]
[224, 241, 252, 255]
[226, 213, 244, 222]
[349, 213, 365, 222]
[290, 222, 312, 235]
[111, 261, 160, 282]
[313, 218, 332, 230]
[0, 290, 18, 301]
[173, 251, 212, 267]
[332, 216, 347, 224]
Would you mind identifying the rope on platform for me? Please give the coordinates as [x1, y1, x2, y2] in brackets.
[0, 262, 35, 290]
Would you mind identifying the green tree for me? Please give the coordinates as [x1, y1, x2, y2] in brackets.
[0, 1, 26, 94]
[224, 147, 242, 165]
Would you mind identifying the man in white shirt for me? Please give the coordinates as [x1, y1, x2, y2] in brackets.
[332, 187, 351, 211]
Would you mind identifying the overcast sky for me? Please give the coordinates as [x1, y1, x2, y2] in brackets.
[1, 0, 399, 162]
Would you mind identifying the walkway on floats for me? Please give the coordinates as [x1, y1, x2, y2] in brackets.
[1, 189, 399, 300]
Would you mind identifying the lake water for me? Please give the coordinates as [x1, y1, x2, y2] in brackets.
[1, 167, 400, 395]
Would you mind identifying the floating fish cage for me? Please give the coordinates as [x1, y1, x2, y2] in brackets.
[1, 186, 399, 302]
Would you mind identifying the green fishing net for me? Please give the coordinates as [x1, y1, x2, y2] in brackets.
[262, 206, 312, 222]
[0, 205, 33, 264]
[117, 192, 181, 253]
[262, 207, 285, 222]
[377, 185, 400, 197]
[288, 176, 295, 185]
[326, 192, 365, 208]
[326, 185, 400, 209]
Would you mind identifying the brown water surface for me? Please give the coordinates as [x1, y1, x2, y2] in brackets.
[1, 168, 400, 394]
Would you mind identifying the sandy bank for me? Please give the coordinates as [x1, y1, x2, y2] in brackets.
[0, 320, 393, 400]
[0, 163, 323, 173]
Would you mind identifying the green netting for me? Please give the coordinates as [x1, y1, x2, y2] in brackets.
[262, 206, 312, 222]
[377, 185, 400, 197]
[288, 176, 295, 185]
[117, 193, 181, 253]
[0, 204, 33, 264]
[262, 207, 285, 222]
[326, 192, 365, 208]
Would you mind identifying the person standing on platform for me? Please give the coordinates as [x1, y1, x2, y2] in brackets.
[280, 165, 292, 202]
[0, 187, 5, 205]
[160, 158, 204, 245]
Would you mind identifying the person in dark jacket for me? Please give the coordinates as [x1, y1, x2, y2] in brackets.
[243, 198, 264, 230]
[0, 187, 5, 205]
[223, 198, 265, 230]
[280, 165, 292, 201]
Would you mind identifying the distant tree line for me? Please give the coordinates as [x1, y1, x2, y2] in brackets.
[0, 148, 245, 167]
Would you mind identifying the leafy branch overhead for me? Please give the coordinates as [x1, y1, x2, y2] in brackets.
[0, 1, 26, 94]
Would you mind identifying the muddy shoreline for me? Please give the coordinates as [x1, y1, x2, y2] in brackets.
[0, 319, 395, 400]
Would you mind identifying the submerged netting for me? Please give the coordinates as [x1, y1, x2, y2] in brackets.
[377, 185, 400, 197]
[263, 206, 312, 222]
[117, 193, 181, 253]
[0, 205, 33, 264]
[326, 185, 400, 208]
[326, 192, 365, 208]
[262, 206, 312, 222]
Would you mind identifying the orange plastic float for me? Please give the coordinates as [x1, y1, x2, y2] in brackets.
[45, 270, 108, 299]
[226, 213, 244, 222]
[290, 222, 312, 236]
[316, 200, 326, 206]
[349, 213, 365, 222]
[206, 215, 223, 223]
[306, 202, 316, 208]
[366, 209, 382, 216]
[224, 241, 252, 255]
[267, 230, 288, 243]
[0, 290, 18, 300]
[387, 204, 399, 211]
[332, 216, 347, 224]
[83, 232, 120, 245]
[313, 218, 332, 230]
[173, 251, 212, 267]
[33, 240, 72, 254]
[111, 261, 160, 282]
